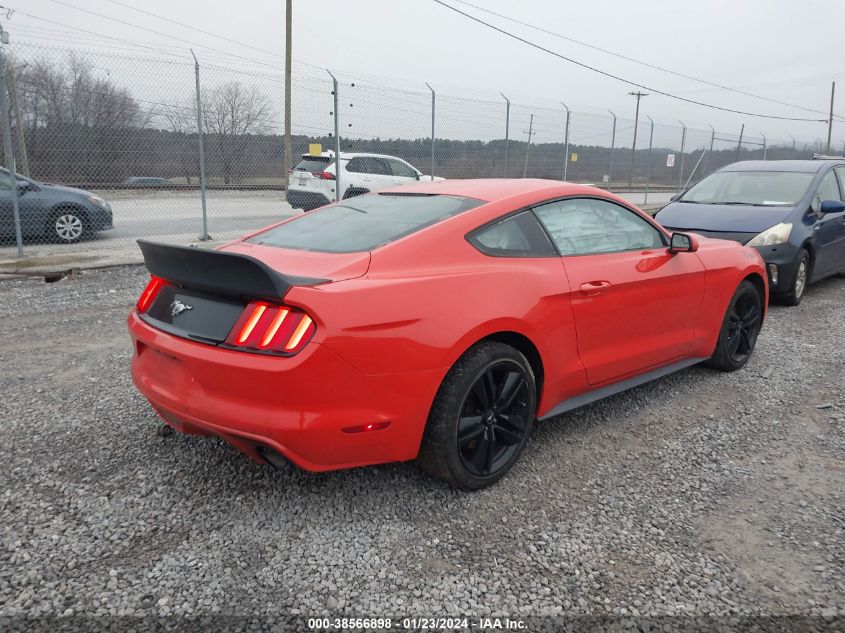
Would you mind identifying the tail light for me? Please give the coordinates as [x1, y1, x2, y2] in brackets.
[224, 302, 316, 355]
[137, 276, 165, 313]
[318, 171, 336, 180]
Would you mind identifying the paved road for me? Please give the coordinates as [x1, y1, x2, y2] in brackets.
[0, 189, 675, 265]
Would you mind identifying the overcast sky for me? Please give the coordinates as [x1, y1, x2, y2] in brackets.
[11, 0, 845, 149]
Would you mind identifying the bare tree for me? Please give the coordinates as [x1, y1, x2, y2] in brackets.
[160, 100, 197, 184]
[202, 81, 270, 184]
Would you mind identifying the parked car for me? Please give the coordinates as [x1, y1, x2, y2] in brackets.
[286, 152, 442, 211]
[0, 169, 114, 244]
[657, 160, 845, 305]
[123, 177, 172, 187]
[129, 179, 767, 488]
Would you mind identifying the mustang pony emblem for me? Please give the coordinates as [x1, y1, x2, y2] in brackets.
[170, 299, 193, 319]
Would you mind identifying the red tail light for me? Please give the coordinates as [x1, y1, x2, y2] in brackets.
[318, 171, 336, 180]
[137, 276, 165, 313]
[224, 302, 316, 355]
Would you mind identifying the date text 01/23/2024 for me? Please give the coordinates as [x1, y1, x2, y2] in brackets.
[306, 617, 527, 630]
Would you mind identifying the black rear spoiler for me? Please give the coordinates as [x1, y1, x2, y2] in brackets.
[137, 240, 327, 301]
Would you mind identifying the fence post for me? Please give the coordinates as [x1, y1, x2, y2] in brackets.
[500, 93, 510, 177]
[327, 69, 341, 201]
[191, 50, 209, 241]
[644, 116, 654, 207]
[426, 83, 435, 180]
[561, 102, 571, 181]
[0, 41, 22, 257]
[608, 109, 616, 185]
[677, 120, 686, 194]
[736, 124, 745, 162]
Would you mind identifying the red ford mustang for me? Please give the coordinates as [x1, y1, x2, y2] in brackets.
[128, 179, 767, 489]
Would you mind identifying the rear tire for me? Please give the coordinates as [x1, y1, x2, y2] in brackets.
[417, 342, 536, 490]
[706, 280, 763, 372]
[774, 248, 809, 306]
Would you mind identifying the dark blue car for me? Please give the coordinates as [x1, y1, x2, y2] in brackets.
[657, 160, 845, 305]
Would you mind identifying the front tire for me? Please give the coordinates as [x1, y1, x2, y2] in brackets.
[417, 342, 536, 490]
[774, 248, 809, 306]
[707, 280, 763, 372]
[49, 209, 87, 244]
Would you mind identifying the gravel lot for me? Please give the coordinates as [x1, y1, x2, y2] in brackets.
[0, 266, 843, 631]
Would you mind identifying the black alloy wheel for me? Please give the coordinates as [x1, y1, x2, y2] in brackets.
[724, 287, 762, 364]
[457, 360, 532, 477]
[707, 280, 763, 372]
[418, 341, 537, 489]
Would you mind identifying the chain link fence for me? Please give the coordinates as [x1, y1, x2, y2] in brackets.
[0, 41, 832, 262]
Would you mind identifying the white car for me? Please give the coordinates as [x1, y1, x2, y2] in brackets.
[286, 152, 442, 211]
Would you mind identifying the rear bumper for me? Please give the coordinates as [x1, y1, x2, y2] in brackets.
[127, 311, 443, 471]
[286, 189, 331, 211]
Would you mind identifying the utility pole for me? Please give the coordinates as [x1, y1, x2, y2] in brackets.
[736, 123, 745, 162]
[560, 101, 571, 181]
[677, 120, 687, 194]
[0, 21, 22, 257]
[7, 68, 27, 177]
[826, 81, 835, 154]
[523, 113, 534, 178]
[283, 0, 293, 189]
[760, 132, 767, 160]
[628, 91, 648, 188]
[703, 124, 715, 175]
[608, 109, 617, 184]
[501, 93, 510, 177]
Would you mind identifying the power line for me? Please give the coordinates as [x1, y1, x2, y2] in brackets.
[430, 0, 829, 123]
[41, 0, 298, 70]
[448, 0, 843, 121]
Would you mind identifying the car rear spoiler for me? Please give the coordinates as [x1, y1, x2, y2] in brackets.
[137, 240, 327, 301]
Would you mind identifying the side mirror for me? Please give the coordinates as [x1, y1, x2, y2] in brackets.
[669, 232, 698, 253]
[820, 199, 845, 214]
[16, 180, 29, 192]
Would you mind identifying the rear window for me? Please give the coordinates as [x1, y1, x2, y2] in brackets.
[250, 193, 482, 253]
[293, 156, 332, 173]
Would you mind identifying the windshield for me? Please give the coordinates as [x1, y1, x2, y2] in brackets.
[250, 193, 482, 253]
[680, 171, 813, 206]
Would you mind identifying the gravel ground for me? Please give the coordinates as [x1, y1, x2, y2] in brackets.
[0, 266, 843, 631]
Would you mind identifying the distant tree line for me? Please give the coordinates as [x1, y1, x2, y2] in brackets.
[6, 52, 820, 188]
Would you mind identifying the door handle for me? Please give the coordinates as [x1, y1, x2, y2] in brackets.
[579, 280, 612, 295]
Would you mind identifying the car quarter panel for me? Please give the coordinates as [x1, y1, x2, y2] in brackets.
[688, 236, 769, 357]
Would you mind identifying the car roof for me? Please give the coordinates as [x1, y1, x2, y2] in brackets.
[378, 178, 611, 203]
[717, 160, 843, 173]
[302, 152, 409, 161]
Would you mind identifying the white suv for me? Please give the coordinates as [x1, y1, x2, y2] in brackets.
[286, 152, 442, 211]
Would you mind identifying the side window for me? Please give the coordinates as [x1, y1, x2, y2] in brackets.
[368, 158, 392, 176]
[346, 157, 369, 174]
[469, 211, 557, 257]
[534, 198, 665, 256]
[387, 159, 418, 179]
[818, 169, 843, 202]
